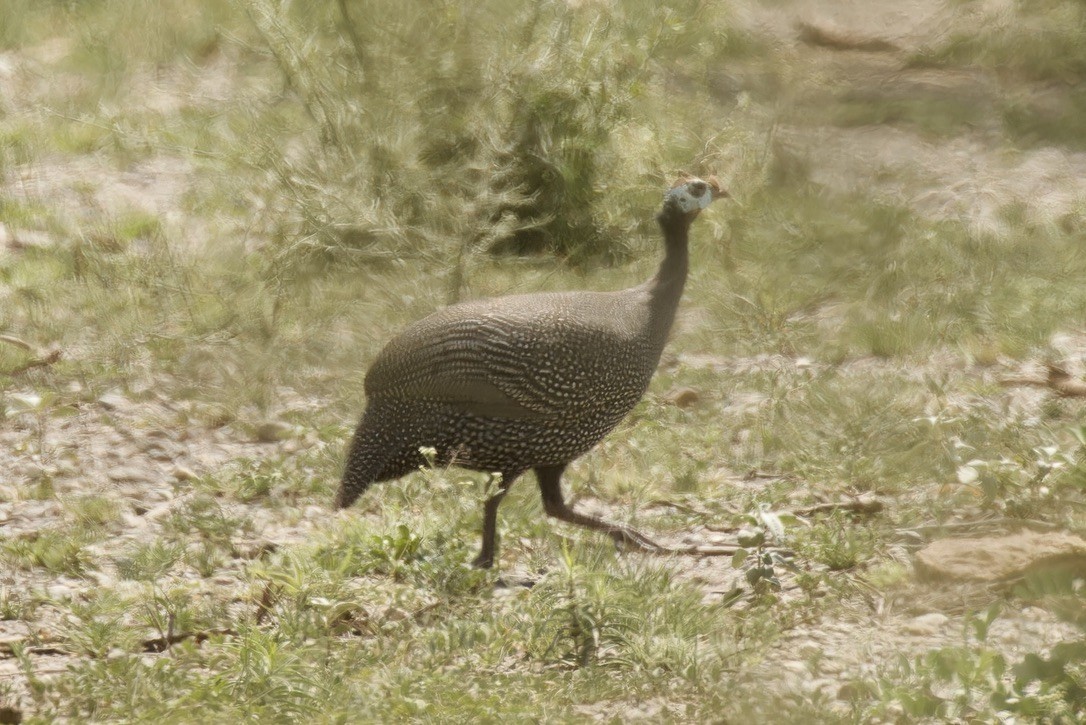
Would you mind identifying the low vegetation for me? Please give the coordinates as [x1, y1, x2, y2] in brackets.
[1, 0, 1085, 721]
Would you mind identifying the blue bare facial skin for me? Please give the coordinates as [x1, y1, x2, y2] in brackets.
[666, 177, 723, 213]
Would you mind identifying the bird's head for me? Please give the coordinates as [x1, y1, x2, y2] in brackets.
[659, 175, 728, 226]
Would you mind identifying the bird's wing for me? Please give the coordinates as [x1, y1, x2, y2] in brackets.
[363, 308, 566, 420]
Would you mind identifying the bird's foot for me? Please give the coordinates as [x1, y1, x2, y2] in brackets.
[609, 526, 668, 553]
[470, 552, 495, 569]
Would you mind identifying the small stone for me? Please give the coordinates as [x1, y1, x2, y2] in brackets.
[88, 570, 114, 588]
[663, 386, 701, 407]
[108, 466, 151, 483]
[780, 659, 808, 674]
[805, 677, 838, 696]
[141, 501, 175, 520]
[903, 612, 949, 636]
[46, 584, 75, 601]
[171, 465, 198, 482]
[140, 438, 177, 461]
[121, 512, 149, 529]
[382, 606, 410, 622]
[9, 229, 56, 250]
[97, 392, 130, 411]
[235, 538, 277, 558]
[254, 421, 293, 443]
[837, 681, 864, 701]
[914, 531, 1086, 582]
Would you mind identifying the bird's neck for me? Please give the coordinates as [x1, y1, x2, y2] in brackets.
[645, 212, 690, 346]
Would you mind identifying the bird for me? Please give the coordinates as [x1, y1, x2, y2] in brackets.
[336, 175, 727, 568]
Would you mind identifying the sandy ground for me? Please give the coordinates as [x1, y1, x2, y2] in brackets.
[3, 0, 1085, 715]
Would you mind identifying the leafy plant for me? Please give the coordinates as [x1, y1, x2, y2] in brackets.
[726, 506, 798, 603]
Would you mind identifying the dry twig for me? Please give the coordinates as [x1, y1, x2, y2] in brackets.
[0, 334, 62, 374]
[999, 363, 1086, 397]
[706, 495, 884, 534]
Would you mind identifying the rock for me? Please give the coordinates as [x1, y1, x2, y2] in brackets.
[97, 392, 130, 411]
[171, 465, 198, 481]
[914, 530, 1086, 583]
[9, 229, 57, 250]
[88, 570, 115, 588]
[121, 512, 149, 530]
[663, 386, 701, 407]
[837, 681, 865, 702]
[254, 421, 293, 443]
[46, 584, 75, 601]
[141, 501, 176, 521]
[804, 677, 839, 697]
[903, 612, 949, 636]
[139, 437, 178, 461]
[108, 466, 152, 483]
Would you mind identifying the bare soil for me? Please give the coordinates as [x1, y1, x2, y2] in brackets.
[3, 0, 1085, 715]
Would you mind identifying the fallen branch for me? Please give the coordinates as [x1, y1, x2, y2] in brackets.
[9, 348, 62, 375]
[0, 628, 241, 659]
[743, 469, 791, 481]
[655, 544, 795, 558]
[897, 517, 1060, 537]
[0, 643, 68, 659]
[142, 628, 237, 653]
[0, 335, 32, 351]
[0, 334, 62, 375]
[796, 21, 899, 52]
[706, 495, 884, 534]
[0, 664, 71, 680]
[645, 499, 716, 517]
[999, 364, 1086, 398]
[792, 496, 884, 518]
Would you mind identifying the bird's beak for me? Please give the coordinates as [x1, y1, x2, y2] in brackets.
[707, 175, 729, 201]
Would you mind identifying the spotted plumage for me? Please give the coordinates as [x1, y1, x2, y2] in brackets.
[336, 176, 726, 567]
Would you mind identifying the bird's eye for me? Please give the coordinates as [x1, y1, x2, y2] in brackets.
[689, 180, 707, 196]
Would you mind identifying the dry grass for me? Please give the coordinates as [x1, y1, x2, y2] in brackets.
[1, 0, 1085, 721]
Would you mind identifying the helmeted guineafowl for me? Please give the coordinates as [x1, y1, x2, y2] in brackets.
[336, 176, 726, 568]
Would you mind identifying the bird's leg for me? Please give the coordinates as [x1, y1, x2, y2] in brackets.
[471, 470, 522, 569]
[535, 465, 666, 553]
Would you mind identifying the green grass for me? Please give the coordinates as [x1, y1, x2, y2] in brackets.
[799, 91, 990, 138]
[905, 0, 1086, 150]
[2, 0, 1086, 721]
[1003, 88, 1086, 150]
